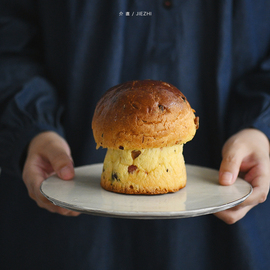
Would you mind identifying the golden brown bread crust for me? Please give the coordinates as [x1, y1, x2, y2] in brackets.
[92, 80, 198, 150]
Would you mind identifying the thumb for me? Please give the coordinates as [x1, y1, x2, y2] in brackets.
[30, 132, 75, 180]
[56, 159, 74, 180]
[219, 142, 246, 186]
[47, 146, 74, 180]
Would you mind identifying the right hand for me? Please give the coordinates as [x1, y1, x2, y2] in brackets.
[22, 131, 80, 216]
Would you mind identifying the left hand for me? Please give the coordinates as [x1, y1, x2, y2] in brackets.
[22, 131, 80, 216]
[215, 128, 270, 224]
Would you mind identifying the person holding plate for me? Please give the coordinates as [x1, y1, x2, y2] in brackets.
[0, 1, 269, 269]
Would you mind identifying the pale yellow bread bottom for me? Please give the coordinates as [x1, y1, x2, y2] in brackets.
[101, 144, 186, 194]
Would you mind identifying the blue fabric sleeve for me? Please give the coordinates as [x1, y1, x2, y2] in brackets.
[227, 54, 270, 140]
[0, 2, 64, 176]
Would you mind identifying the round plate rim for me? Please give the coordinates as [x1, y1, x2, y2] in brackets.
[40, 163, 253, 219]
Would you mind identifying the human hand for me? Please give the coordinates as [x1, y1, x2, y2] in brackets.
[215, 128, 270, 224]
[22, 131, 80, 216]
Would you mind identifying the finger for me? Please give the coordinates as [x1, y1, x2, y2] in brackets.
[215, 168, 269, 224]
[23, 156, 80, 216]
[241, 157, 270, 206]
[219, 142, 248, 186]
[215, 188, 261, 225]
[214, 204, 253, 224]
[219, 157, 242, 186]
[245, 176, 269, 205]
[28, 131, 75, 180]
[43, 142, 75, 180]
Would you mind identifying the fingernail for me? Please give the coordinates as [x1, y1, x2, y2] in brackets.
[59, 165, 73, 180]
[220, 172, 233, 185]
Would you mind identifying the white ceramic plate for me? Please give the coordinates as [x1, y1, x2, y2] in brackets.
[40, 163, 252, 219]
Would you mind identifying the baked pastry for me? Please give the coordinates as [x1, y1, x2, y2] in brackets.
[92, 80, 199, 194]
